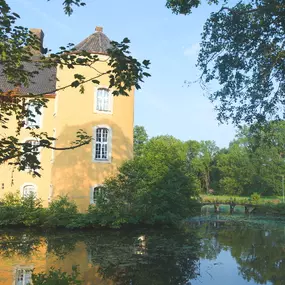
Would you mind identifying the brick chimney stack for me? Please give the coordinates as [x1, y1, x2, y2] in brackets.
[29, 28, 44, 55]
[95, 26, 103, 33]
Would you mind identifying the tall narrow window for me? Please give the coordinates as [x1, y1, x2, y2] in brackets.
[25, 102, 42, 128]
[92, 185, 105, 204]
[15, 268, 32, 285]
[22, 184, 37, 198]
[93, 126, 112, 162]
[23, 140, 40, 171]
[96, 128, 108, 160]
[95, 88, 112, 113]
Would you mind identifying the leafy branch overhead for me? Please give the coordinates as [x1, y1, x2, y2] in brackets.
[0, 0, 150, 175]
[166, 0, 285, 125]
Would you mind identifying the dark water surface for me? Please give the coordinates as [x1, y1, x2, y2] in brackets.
[1, 213, 285, 284]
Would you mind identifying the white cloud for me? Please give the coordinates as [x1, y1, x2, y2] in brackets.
[183, 43, 200, 58]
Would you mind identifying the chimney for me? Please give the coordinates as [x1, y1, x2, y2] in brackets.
[29, 28, 44, 55]
[95, 26, 103, 33]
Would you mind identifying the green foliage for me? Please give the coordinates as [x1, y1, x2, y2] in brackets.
[134, 125, 148, 156]
[89, 136, 200, 227]
[167, 0, 285, 125]
[0, 0, 150, 176]
[44, 196, 78, 228]
[32, 267, 82, 285]
[250, 192, 261, 204]
[209, 122, 285, 196]
[255, 203, 285, 216]
[0, 192, 45, 226]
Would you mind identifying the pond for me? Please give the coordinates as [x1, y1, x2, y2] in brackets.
[1, 212, 285, 285]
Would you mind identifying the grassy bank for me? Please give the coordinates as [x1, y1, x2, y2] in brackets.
[201, 194, 285, 216]
[201, 194, 283, 205]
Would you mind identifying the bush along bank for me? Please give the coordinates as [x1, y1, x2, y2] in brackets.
[254, 203, 285, 216]
[0, 136, 201, 229]
[0, 193, 200, 229]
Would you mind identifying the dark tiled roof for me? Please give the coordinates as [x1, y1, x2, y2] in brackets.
[0, 29, 110, 95]
[75, 31, 112, 54]
[0, 61, 57, 95]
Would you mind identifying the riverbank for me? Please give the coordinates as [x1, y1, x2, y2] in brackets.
[201, 195, 285, 216]
[0, 193, 200, 230]
[201, 194, 283, 205]
[253, 203, 285, 216]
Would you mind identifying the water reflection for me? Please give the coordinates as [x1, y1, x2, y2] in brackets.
[0, 228, 199, 285]
[191, 216, 285, 285]
[0, 218, 285, 285]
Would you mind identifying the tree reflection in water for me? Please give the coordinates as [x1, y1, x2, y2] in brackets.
[194, 218, 285, 285]
[0, 219, 284, 285]
[0, 228, 200, 285]
[85, 229, 200, 285]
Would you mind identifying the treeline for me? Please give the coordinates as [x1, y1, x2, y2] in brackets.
[135, 121, 285, 197]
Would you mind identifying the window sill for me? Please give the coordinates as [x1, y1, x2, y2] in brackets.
[94, 110, 113, 115]
[92, 159, 112, 164]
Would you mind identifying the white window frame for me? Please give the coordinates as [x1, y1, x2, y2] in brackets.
[20, 183, 37, 198]
[22, 138, 41, 172]
[25, 101, 43, 129]
[92, 125, 112, 163]
[94, 86, 113, 114]
[90, 184, 104, 205]
[14, 266, 33, 285]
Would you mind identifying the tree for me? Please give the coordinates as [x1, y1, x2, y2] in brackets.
[133, 125, 148, 157]
[0, 0, 150, 176]
[90, 136, 199, 227]
[211, 122, 285, 196]
[197, 141, 219, 194]
[166, 0, 285, 125]
[185, 140, 203, 192]
[239, 123, 285, 195]
[213, 141, 252, 195]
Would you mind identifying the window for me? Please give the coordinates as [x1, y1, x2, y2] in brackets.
[93, 126, 112, 162]
[95, 88, 112, 113]
[23, 140, 40, 170]
[15, 268, 32, 285]
[25, 102, 42, 128]
[92, 186, 104, 204]
[1, 183, 4, 190]
[22, 184, 37, 198]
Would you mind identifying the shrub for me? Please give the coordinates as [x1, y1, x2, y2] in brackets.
[91, 136, 200, 227]
[44, 196, 78, 228]
[0, 192, 45, 226]
[250, 192, 261, 204]
[32, 267, 82, 285]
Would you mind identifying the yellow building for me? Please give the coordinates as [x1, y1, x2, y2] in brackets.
[0, 27, 134, 211]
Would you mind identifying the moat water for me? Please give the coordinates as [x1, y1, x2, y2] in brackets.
[1, 208, 285, 284]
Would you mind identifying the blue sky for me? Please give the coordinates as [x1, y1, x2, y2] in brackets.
[9, 0, 236, 147]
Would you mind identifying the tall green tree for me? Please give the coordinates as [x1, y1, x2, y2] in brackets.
[213, 141, 252, 195]
[0, 0, 150, 176]
[166, 0, 285, 125]
[134, 125, 148, 157]
[91, 136, 199, 227]
[185, 140, 203, 192]
[197, 140, 219, 193]
[211, 122, 285, 196]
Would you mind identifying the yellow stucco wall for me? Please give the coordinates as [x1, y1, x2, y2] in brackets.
[0, 240, 113, 284]
[0, 54, 134, 211]
[0, 99, 55, 207]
